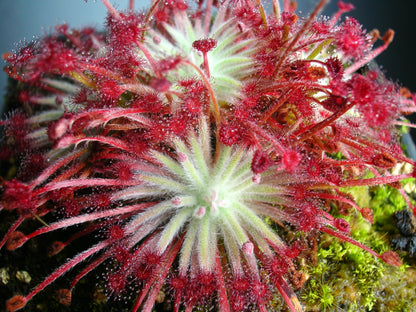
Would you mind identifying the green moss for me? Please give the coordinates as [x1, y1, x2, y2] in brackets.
[302, 232, 385, 311]
[301, 178, 416, 312]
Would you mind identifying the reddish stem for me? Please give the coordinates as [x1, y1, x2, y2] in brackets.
[100, 0, 121, 20]
[283, 0, 291, 12]
[129, 0, 135, 10]
[58, 136, 132, 152]
[25, 241, 110, 302]
[337, 173, 412, 188]
[181, 60, 219, 125]
[270, 275, 303, 312]
[132, 237, 184, 312]
[144, 0, 163, 25]
[24, 203, 155, 242]
[295, 103, 354, 141]
[321, 227, 380, 258]
[33, 178, 136, 197]
[345, 31, 394, 76]
[30, 149, 87, 188]
[244, 119, 286, 153]
[204, 0, 213, 36]
[0, 216, 24, 249]
[273, 0, 327, 77]
[70, 254, 108, 290]
[261, 87, 299, 123]
[215, 249, 231, 312]
[135, 40, 162, 78]
[352, 135, 414, 165]
[309, 191, 365, 215]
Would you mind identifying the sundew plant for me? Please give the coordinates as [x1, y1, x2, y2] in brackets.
[1, 0, 415, 311]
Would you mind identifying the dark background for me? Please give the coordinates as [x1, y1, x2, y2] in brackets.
[316, 0, 416, 146]
[315, 0, 416, 93]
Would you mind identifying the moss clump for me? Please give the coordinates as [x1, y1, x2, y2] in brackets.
[301, 234, 385, 311]
[301, 175, 416, 312]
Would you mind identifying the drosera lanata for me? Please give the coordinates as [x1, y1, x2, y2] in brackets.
[1, 0, 415, 311]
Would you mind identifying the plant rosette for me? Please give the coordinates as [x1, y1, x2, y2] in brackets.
[1, 0, 415, 312]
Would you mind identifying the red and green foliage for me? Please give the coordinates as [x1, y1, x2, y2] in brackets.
[1, 0, 415, 311]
